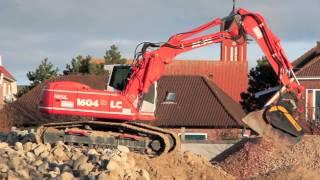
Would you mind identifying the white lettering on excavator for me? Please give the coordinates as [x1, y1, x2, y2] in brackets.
[54, 94, 68, 100]
[191, 38, 213, 48]
[77, 99, 99, 107]
[110, 101, 123, 109]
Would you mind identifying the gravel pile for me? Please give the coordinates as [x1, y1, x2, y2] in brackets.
[0, 130, 234, 180]
[0, 131, 150, 180]
[219, 135, 320, 179]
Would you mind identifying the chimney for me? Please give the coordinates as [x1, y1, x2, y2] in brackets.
[0, 56, 2, 66]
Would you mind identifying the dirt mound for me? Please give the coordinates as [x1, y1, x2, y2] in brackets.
[0, 74, 107, 129]
[220, 135, 320, 179]
[131, 151, 234, 180]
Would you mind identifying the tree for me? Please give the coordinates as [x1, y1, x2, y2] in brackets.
[104, 45, 127, 64]
[240, 57, 279, 113]
[27, 58, 59, 88]
[63, 55, 105, 75]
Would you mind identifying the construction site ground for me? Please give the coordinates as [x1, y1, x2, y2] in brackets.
[1, 130, 320, 179]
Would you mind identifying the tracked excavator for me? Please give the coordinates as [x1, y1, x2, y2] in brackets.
[37, 8, 305, 156]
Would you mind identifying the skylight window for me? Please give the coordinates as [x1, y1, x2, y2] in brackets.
[163, 92, 176, 103]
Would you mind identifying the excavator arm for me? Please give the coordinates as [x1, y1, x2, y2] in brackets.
[122, 8, 305, 139]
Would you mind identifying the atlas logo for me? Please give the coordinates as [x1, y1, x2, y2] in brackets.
[110, 101, 122, 109]
[77, 98, 99, 107]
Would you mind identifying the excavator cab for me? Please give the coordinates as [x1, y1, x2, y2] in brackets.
[105, 64, 157, 114]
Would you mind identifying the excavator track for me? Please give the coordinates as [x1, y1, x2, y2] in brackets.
[35, 121, 180, 157]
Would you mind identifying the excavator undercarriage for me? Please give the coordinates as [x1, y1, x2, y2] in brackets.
[36, 121, 180, 157]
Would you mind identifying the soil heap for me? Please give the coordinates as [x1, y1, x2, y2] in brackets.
[219, 135, 320, 179]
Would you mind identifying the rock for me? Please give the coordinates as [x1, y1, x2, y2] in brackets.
[100, 154, 110, 161]
[78, 163, 94, 176]
[53, 146, 69, 161]
[112, 152, 127, 162]
[8, 155, 22, 171]
[60, 172, 74, 180]
[87, 149, 98, 155]
[117, 145, 130, 154]
[60, 165, 72, 173]
[23, 142, 33, 152]
[106, 159, 120, 171]
[0, 163, 9, 173]
[0, 142, 8, 149]
[45, 143, 52, 151]
[71, 151, 83, 161]
[18, 169, 29, 179]
[38, 161, 49, 173]
[88, 154, 99, 163]
[47, 171, 58, 178]
[7, 170, 20, 180]
[26, 152, 36, 163]
[40, 151, 50, 159]
[33, 160, 43, 167]
[138, 169, 150, 180]
[31, 143, 37, 149]
[53, 166, 61, 175]
[14, 142, 23, 151]
[33, 144, 47, 156]
[64, 160, 74, 167]
[73, 155, 88, 170]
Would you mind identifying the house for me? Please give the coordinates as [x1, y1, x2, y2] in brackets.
[0, 56, 17, 109]
[151, 75, 246, 141]
[291, 41, 320, 122]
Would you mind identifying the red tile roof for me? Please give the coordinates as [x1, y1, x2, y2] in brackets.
[164, 60, 248, 102]
[296, 57, 320, 77]
[0, 66, 15, 81]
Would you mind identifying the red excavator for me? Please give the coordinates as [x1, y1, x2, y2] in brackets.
[37, 8, 305, 156]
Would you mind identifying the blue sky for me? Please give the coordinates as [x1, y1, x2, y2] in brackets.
[0, 0, 319, 85]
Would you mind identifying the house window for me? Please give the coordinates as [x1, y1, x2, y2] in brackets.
[316, 91, 320, 120]
[180, 133, 208, 141]
[163, 92, 176, 103]
[306, 89, 320, 121]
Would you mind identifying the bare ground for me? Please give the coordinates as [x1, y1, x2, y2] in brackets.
[131, 151, 234, 180]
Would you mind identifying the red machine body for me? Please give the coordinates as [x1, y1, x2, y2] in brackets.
[40, 81, 154, 121]
[39, 8, 304, 125]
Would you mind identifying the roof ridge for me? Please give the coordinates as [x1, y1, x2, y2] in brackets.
[201, 77, 245, 127]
